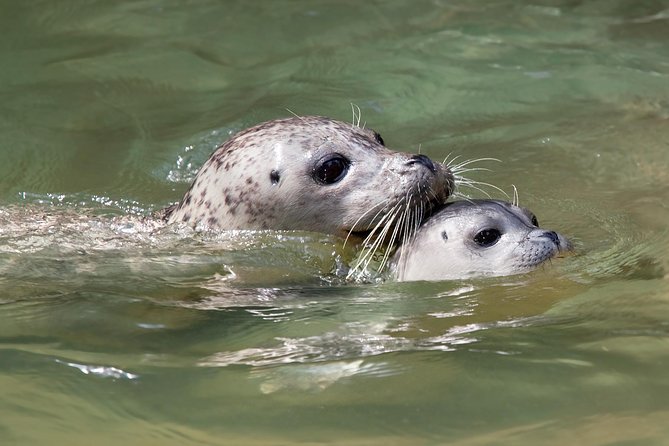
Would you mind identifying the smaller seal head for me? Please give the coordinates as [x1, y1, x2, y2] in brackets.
[392, 199, 571, 282]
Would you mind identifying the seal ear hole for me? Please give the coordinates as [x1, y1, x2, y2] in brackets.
[441, 231, 448, 241]
[313, 154, 350, 185]
[473, 228, 502, 248]
[373, 132, 385, 146]
[270, 170, 281, 185]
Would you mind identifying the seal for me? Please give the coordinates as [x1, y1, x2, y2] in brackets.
[164, 116, 454, 241]
[391, 199, 571, 281]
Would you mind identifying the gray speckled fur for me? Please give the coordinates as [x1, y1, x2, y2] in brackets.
[166, 116, 453, 236]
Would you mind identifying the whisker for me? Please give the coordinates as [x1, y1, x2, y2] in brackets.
[442, 153, 461, 166]
[343, 201, 386, 249]
[350, 103, 362, 128]
[354, 202, 398, 254]
[454, 178, 509, 199]
[450, 157, 501, 170]
[452, 166, 494, 175]
[377, 212, 402, 273]
[348, 202, 403, 280]
[284, 108, 302, 119]
[451, 192, 477, 204]
[378, 197, 412, 273]
[365, 210, 399, 271]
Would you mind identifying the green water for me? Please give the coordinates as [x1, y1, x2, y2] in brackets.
[2, 1, 669, 444]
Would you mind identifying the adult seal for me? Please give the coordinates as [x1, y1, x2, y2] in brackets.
[164, 116, 454, 240]
[392, 199, 571, 281]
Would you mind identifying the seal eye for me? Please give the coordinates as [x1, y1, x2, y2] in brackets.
[373, 132, 385, 146]
[473, 228, 502, 247]
[313, 155, 350, 185]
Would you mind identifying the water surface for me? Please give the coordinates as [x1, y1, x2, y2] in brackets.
[1, 1, 669, 444]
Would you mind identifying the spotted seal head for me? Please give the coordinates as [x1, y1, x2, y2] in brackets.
[165, 116, 454, 240]
[392, 199, 572, 281]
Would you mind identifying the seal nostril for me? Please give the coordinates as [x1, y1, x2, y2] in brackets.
[407, 154, 436, 173]
[541, 231, 560, 245]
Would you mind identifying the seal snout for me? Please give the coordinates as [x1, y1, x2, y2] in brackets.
[540, 230, 560, 245]
[538, 230, 573, 253]
[407, 154, 437, 173]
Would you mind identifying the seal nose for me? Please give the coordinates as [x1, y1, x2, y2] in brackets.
[541, 231, 560, 245]
[407, 154, 436, 173]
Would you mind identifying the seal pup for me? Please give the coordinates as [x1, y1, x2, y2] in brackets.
[164, 116, 454, 241]
[392, 199, 571, 281]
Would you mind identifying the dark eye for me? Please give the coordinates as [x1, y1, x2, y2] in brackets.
[473, 228, 502, 247]
[531, 215, 539, 226]
[313, 155, 350, 184]
[373, 132, 385, 146]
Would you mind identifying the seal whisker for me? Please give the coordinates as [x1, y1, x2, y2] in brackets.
[343, 201, 387, 249]
[394, 196, 423, 280]
[400, 203, 416, 276]
[402, 187, 420, 238]
[364, 207, 401, 273]
[350, 103, 362, 129]
[357, 202, 400, 250]
[284, 108, 303, 120]
[382, 193, 416, 273]
[393, 190, 422, 277]
[452, 192, 478, 204]
[450, 157, 501, 170]
[443, 157, 505, 201]
[452, 166, 494, 175]
[417, 199, 425, 237]
[425, 185, 441, 209]
[442, 153, 462, 166]
[377, 204, 406, 273]
[454, 184, 493, 199]
[348, 202, 403, 279]
[453, 177, 509, 199]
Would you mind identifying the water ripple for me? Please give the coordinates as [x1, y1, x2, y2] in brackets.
[54, 359, 139, 380]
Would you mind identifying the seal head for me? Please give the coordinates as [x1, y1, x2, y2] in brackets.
[165, 116, 454, 238]
[392, 199, 571, 281]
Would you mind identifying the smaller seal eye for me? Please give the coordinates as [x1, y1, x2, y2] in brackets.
[473, 228, 502, 247]
[313, 155, 350, 185]
[373, 132, 385, 146]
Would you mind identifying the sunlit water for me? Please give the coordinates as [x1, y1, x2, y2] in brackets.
[1, 1, 669, 444]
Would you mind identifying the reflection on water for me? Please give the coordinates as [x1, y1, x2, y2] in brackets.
[1, 0, 669, 444]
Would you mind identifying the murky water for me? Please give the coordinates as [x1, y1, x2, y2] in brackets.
[1, 1, 669, 444]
